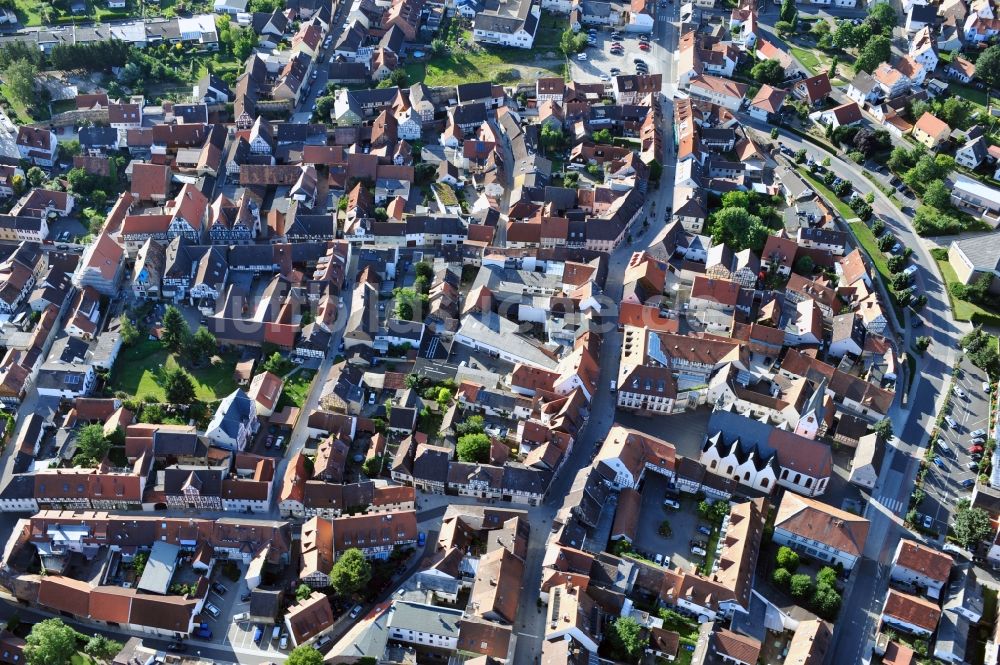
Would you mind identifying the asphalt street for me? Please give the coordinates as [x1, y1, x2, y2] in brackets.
[751, 127, 968, 663]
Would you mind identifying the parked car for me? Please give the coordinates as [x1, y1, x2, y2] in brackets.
[971, 436, 986, 446]
[166, 642, 186, 652]
[577, 53, 588, 60]
[212, 582, 227, 595]
[610, 67, 621, 75]
[954, 387, 968, 399]
[969, 445, 985, 455]
[922, 514, 933, 529]
[690, 546, 707, 557]
[945, 415, 958, 428]
[350, 605, 364, 619]
[968, 461, 980, 471]
[417, 532, 426, 546]
[204, 603, 221, 619]
[961, 478, 976, 489]
[194, 626, 212, 639]
[663, 498, 680, 509]
[933, 457, 946, 469]
[240, 592, 251, 602]
[984, 381, 992, 393]
[654, 553, 664, 565]
[279, 634, 289, 650]
[971, 428, 987, 438]
[253, 626, 264, 643]
[697, 525, 712, 536]
[275, 436, 285, 448]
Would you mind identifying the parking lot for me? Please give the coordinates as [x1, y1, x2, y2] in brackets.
[568, 28, 654, 84]
[921, 355, 992, 535]
[633, 473, 713, 572]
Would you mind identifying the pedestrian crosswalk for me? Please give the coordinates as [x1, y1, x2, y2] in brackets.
[876, 496, 905, 514]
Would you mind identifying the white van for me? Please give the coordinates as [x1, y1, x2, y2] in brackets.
[945, 415, 958, 428]
[609, 380, 617, 393]
[272, 625, 281, 641]
[902, 264, 918, 279]
[936, 439, 950, 454]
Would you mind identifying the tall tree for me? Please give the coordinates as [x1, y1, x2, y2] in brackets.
[287, 646, 324, 665]
[164, 367, 196, 404]
[953, 500, 992, 548]
[977, 45, 1000, 87]
[457, 433, 491, 463]
[855, 36, 892, 75]
[25, 619, 77, 665]
[75, 424, 110, 466]
[160, 305, 190, 352]
[188, 326, 217, 366]
[608, 617, 644, 660]
[779, 0, 796, 23]
[329, 548, 372, 597]
[4, 58, 37, 108]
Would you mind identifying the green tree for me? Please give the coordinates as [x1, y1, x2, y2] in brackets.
[779, 0, 796, 23]
[794, 255, 815, 276]
[540, 123, 565, 153]
[164, 367, 196, 404]
[4, 58, 38, 109]
[708, 207, 770, 253]
[84, 635, 123, 661]
[295, 584, 313, 602]
[261, 351, 290, 375]
[953, 499, 993, 548]
[794, 148, 807, 164]
[188, 326, 217, 366]
[120, 317, 139, 346]
[772, 567, 792, 587]
[232, 26, 258, 61]
[160, 305, 190, 352]
[869, 418, 894, 441]
[593, 128, 612, 144]
[790, 574, 814, 600]
[560, 28, 588, 55]
[776, 546, 799, 572]
[832, 21, 857, 49]
[867, 1, 897, 36]
[25, 619, 77, 665]
[457, 433, 491, 463]
[430, 38, 446, 55]
[962, 328, 1000, 378]
[816, 567, 838, 587]
[751, 58, 785, 86]
[392, 287, 428, 321]
[362, 455, 383, 477]
[976, 45, 1000, 87]
[26, 166, 44, 188]
[415, 261, 433, 282]
[456, 414, 485, 436]
[287, 646, 325, 665]
[856, 36, 892, 76]
[608, 616, 644, 660]
[913, 336, 931, 355]
[812, 583, 842, 618]
[923, 179, 951, 210]
[887, 254, 906, 274]
[75, 423, 110, 466]
[329, 548, 372, 597]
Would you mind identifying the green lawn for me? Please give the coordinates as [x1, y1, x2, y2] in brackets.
[277, 370, 315, 411]
[71, 655, 96, 665]
[788, 46, 853, 85]
[934, 256, 1000, 326]
[110, 338, 238, 402]
[799, 169, 858, 221]
[952, 82, 990, 110]
[407, 48, 565, 87]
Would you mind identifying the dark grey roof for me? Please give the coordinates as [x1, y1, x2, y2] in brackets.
[502, 464, 550, 496]
[80, 126, 119, 148]
[0, 474, 35, 503]
[162, 466, 224, 496]
[413, 445, 449, 482]
[456, 82, 492, 104]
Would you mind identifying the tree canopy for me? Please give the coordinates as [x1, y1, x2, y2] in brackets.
[75, 424, 110, 466]
[164, 367, 196, 404]
[953, 500, 993, 548]
[25, 619, 77, 665]
[287, 646, 325, 665]
[607, 616, 644, 661]
[161, 305, 190, 352]
[751, 58, 786, 86]
[707, 207, 771, 253]
[457, 433, 491, 463]
[856, 36, 891, 74]
[330, 548, 372, 597]
[976, 45, 1000, 87]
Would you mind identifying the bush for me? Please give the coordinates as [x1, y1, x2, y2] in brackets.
[776, 546, 800, 572]
[790, 574, 814, 599]
[772, 567, 792, 587]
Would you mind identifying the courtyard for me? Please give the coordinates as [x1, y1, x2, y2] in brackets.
[109, 337, 239, 403]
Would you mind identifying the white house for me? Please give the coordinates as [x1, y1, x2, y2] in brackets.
[205, 389, 258, 451]
[773, 492, 870, 571]
[891, 539, 953, 599]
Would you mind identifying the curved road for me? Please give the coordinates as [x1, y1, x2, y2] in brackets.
[755, 122, 968, 663]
